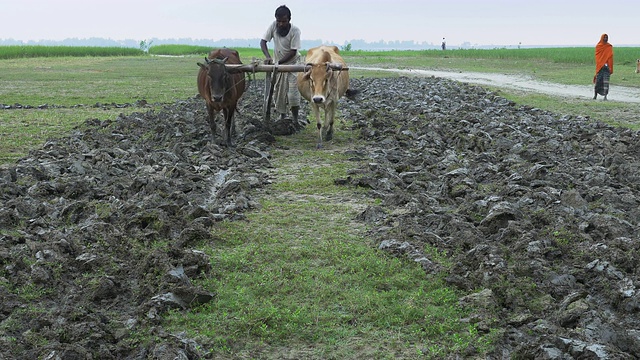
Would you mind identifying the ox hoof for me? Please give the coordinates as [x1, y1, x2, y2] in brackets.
[321, 127, 334, 142]
[325, 131, 334, 142]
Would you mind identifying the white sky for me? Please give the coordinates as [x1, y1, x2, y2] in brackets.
[1, 0, 639, 47]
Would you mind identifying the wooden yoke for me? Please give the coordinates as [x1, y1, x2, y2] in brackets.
[224, 63, 348, 73]
[223, 62, 349, 128]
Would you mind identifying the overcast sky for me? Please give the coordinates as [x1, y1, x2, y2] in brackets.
[2, 0, 639, 47]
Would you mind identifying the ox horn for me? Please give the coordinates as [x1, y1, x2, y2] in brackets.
[303, 62, 313, 74]
[212, 57, 228, 65]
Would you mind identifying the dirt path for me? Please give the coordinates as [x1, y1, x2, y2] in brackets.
[353, 67, 640, 103]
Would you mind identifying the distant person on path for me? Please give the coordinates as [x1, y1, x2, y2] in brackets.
[441, 38, 446, 50]
[260, 5, 304, 134]
[593, 33, 614, 100]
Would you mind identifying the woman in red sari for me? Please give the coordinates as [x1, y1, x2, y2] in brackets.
[593, 33, 614, 100]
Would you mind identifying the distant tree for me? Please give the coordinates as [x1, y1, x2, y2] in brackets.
[139, 39, 153, 53]
[341, 43, 352, 52]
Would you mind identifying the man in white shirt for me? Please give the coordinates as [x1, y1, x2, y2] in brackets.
[260, 5, 304, 134]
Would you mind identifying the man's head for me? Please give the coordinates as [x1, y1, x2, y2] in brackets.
[275, 5, 291, 37]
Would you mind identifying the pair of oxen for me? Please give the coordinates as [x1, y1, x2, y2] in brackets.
[197, 45, 353, 148]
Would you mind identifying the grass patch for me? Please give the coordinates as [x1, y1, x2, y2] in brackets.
[490, 89, 640, 130]
[164, 144, 493, 357]
[343, 48, 640, 88]
[0, 56, 201, 106]
[161, 124, 496, 358]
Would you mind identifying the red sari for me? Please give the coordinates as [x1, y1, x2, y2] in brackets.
[594, 34, 613, 97]
[594, 34, 613, 77]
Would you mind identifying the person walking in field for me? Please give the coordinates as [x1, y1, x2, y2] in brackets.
[593, 33, 614, 100]
[260, 5, 304, 135]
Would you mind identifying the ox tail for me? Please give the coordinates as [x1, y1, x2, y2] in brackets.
[345, 89, 358, 101]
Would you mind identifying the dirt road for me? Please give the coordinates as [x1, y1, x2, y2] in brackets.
[353, 67, 640, 103]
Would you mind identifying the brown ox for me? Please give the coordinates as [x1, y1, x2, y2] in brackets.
[197, 48, 246, 147]
[297, 45, 354, 148]
[636, 59, 640, 74]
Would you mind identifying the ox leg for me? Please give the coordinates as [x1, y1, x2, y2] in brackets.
[291, 106, 302, 131]
[324, 105, 336, 142]
[207, 104, 218, 144]
[320, 111, 328, 141]
[312, 104, 324, 149]
[223, 108, 234, 147]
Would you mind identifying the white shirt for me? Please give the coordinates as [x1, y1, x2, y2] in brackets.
[262, 22, 301, 64]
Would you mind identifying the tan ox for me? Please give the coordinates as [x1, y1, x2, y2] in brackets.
[297, 45, 353, 148]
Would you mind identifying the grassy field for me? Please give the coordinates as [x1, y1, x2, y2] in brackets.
[0, 45, 142, 59]
[2, 45, 639, 163]
[1, 45, 639, 357]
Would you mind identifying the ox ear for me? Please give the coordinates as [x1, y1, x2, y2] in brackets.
[301, 65, 312, 80]
[302, 63, 313, 78]
[197, 62, 207, 69]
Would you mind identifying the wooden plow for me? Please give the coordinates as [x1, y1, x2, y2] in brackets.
[224, 62, 348, 129]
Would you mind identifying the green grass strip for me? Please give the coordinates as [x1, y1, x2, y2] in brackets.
[0, 45, 142, 59]
[163, 128, 496, 358]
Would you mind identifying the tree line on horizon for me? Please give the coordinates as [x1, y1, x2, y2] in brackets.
[3, 37, 616, 50]
[0, 37, 538, 50]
